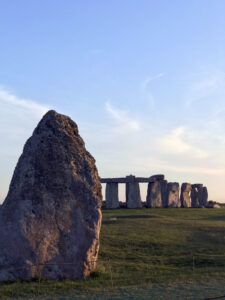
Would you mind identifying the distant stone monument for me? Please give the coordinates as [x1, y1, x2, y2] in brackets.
[101, 176, 209, 209]
[0, 110, 102, 281]
[101, 175, 165, 209]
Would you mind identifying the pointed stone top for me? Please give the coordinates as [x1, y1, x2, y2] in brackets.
[34, 110, 79, 137]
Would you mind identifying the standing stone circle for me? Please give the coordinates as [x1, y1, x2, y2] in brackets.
[0, 110, 102, 281]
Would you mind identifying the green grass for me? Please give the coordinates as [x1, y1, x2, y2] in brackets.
[1, 208, 225, 299]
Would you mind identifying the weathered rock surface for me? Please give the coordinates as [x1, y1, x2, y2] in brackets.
[166, 183, 180, 207]
[105, 183, 119, 209]
[191, 184, 208, 208]
[100, 174, 165, 183]
[191, 187, 199, 208]
[160, 180, 168, 208]
[146, 181, 162, 208]
[0, 110, 102, 281]
[202, 187, 208, 207]
[126, 182, 142, 208]
[180, 183, 192, 208]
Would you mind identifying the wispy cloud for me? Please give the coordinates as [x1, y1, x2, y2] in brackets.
[140, 73, 165, 107]
[105, 101, 140, 131]
[143, 157, 225, 175]
[141, 73, 165, 91]
[185, 71, 225, 106]
[0, 87, 50, 118]
[158, 127, 209, 159]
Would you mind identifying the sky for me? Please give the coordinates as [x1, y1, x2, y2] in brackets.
[0, 0, 225, 203]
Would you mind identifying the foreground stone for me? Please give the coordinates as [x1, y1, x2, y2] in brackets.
[180, 183, 192, 208]
[0, 110, 102, 281]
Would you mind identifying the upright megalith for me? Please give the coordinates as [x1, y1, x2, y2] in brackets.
[191, 187, 199, 207]
[105, 182, 119, 209]
[166, 182, 180, 207]
[202, 186, 208, 207]
[180, 183, 192, 207]
[0, 110, 102, 281]
[146, 181, 162, 208]
[160, 180, 168, 208]
[191, 184, 205, 208]
[126, 175, 142, 208]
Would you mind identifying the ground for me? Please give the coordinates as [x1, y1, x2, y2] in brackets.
[1, 208, 225, 299]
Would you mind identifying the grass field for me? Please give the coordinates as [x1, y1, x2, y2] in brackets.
[1, 208, 225, 299]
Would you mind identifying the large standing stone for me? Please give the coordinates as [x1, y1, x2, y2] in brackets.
[146, 181, 162, 208]
[191, 184, 204, 208]
[160, 180, 168, 208]
[166, 183, 180, 207]
[105, 183, 119, 209]
[202, 187, 208, 207]
[191, 187, 199, 208]
[0, 110, 102, 281]
[180, 183, 192, 208]
[126, 182, 142, 208]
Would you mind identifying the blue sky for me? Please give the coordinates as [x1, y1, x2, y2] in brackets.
[0, 0, 225, 203]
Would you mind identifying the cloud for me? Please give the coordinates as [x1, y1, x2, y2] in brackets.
[158, 127, 209, 159]
[140, 73, 165, 107]
[105, 102, 140, 131]
[141, 73, 165, 91]
[185, 71, 225, 106]
[157, 163, 225, 175]
[0, 87, 50, 118]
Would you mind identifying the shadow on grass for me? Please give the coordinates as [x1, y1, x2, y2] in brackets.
[115, 215, 157, 219]
[203, 215, 225, 222]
